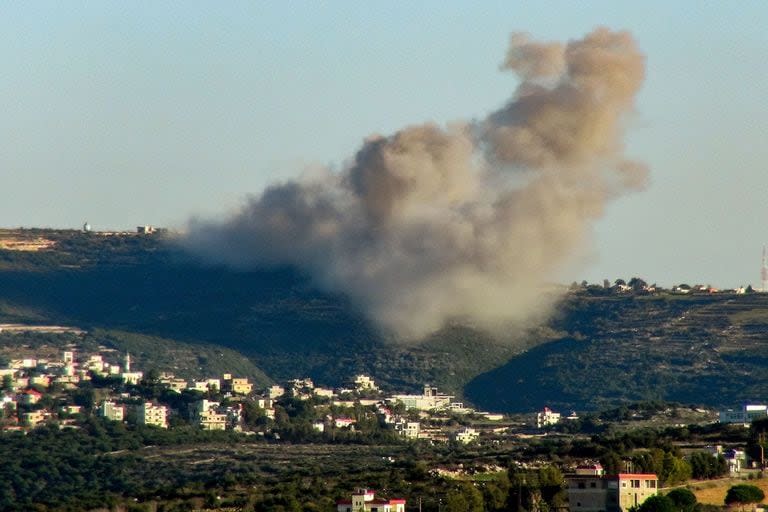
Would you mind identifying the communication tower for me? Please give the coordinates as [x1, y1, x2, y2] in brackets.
[762, 246, 768, 292]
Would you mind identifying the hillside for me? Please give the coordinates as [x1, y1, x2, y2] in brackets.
[466, 292, 768, 412]
[0, 229, 521, 395]
[5, 228, 768, 411]
[0, 328, 272, 386]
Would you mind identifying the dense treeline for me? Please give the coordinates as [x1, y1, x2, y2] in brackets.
[0, 410, 752, 511]
[0, 419, 254, 511]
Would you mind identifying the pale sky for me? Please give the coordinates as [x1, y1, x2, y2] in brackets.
[2, 2, 767, 288]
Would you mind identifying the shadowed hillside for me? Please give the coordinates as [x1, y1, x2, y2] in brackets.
[466, 292, 768, 412]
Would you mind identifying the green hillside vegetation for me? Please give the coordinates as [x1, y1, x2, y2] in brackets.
[0, 229, 520, 396]
[466, 292, 768, 412]
[5, 229, 768, 411]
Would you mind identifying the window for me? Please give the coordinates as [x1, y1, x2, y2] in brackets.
[578, 483, 586, 489]
[590, 482, 597, 488]
[646, 480, 656, 488]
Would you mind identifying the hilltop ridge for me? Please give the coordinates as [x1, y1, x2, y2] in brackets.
[3, 229, 768, 412]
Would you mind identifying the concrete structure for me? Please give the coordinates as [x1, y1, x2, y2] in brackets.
[138, 402, 168, 429]
[537, 407, 561, 428]
[454, 427, 479, 444]
[189, 381, 210, 393]
[719, 404, 768, 425]
[121, 371, 143, 385]
[224, 377, 253, 395]
[391, 385, 453, 411]
[354, 375, 379, 392]
[334, 417, 356, 429]
[61, 405, 82, 415]
[314, 387, 335, 398]
[194, 400, 227, 431]
[20, 389, 42, 405]
[267, 385, 285, 399]
[567, 468, 658, 512]
[100, 401, 125, 422]
[706, 445, 747, 474]
[336, 488, 405, 512]
[22, 410, 49, 428]
[394, 420, 420, 439]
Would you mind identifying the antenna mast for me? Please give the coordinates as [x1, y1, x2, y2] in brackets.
[762, 246, 768, 292]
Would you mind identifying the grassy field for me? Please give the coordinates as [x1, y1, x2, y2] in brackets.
[684, 476, 768, 505]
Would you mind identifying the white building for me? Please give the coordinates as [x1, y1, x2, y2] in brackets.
[121, 371, 143, 385]
[394, 420, 420, 439]
[454, 427, 479, 444]
[85, 355, 105, 373]
[100, 401, 125, 422]
[267, 385, 285, 399]
[391, 385, 453, 411]
[139, 402, 168, 429]
[194, 400, 227, 431]
[354, 375, 379, 392]
[719, 404, 768, 425]
[314, 387, 335, 398]
[537, 407, 561, 428]
[188, 380, 210, 393]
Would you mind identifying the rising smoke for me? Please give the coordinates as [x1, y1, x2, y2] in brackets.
[185, 28, 648, 340]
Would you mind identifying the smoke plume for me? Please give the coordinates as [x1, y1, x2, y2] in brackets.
[185, 28, 648, 340]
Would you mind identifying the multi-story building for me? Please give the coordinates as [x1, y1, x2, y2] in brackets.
[336, 488, 405, 512]
[391, 385, 453, 411]
[99, 401, 125, 422]
[537, 407, 561, 428]
[394, 420, 420, 439]
[454, 427, 479, 444]
[188, 381, 210, 393]
[354, 375, 379, 392]
[233, 379, 253, 394]
[566, 465, 658, 512]
[194, 400, 227, 431]
[22, 410, 49, 428]
[138, 402, 168, 429]
[314, 387, 335, 398]
[719, 404, 768, 425]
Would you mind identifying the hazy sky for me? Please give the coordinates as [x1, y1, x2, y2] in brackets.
[2, 2, 767, 288]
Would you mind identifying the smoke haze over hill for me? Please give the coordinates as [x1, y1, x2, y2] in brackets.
[186, 27, 648, 340]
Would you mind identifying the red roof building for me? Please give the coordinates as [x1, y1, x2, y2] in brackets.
[336, 488, 406, 512]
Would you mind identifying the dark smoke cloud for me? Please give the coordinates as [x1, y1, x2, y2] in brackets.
[185, 28, 648, 340]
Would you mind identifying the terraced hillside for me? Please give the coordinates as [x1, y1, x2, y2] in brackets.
[466, 292, 768, 412]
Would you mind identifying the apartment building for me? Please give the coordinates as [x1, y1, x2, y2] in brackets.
[567, 465, 658, 512]
[99, 401, 125, 422]
[138, 402, 168, 429]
